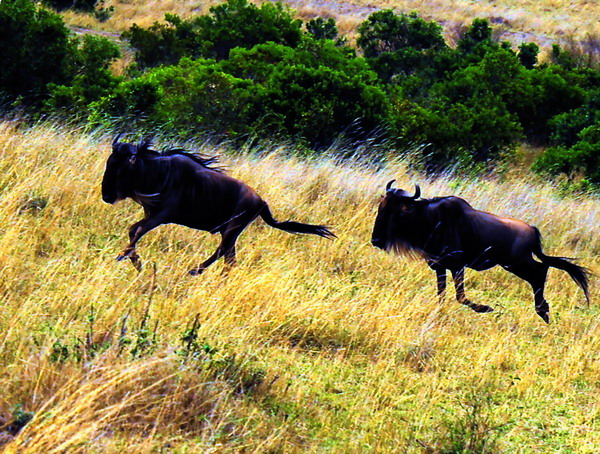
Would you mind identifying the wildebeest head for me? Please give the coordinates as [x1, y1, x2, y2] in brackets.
[102, 135, 151, 204]
[371, 180, 421, 251]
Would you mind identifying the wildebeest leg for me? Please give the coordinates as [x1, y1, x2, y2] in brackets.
[451, 268, 494, 313]
[117, 215, 167, 271]
[504, 260, 550, 323]
[117, 219, 144, 270]
[189, 224, 247, 276]
[435, 268, 447, 302]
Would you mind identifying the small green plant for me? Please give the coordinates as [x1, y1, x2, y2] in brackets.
[429, 391, 509, 453]
[176, 314, 266, 395]
[5, 404, 34, 435]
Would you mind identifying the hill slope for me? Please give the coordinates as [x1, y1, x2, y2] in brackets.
[62, 0, 600, 53]
[0, 121, 598, 451]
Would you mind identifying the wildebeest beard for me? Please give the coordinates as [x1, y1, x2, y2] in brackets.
[387, 236, 426, 260]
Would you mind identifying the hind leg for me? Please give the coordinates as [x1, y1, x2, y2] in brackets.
[504, 260, 550, 323]
[451, 268, 494, 313]
[432, 267, 447, 303]
[189, 225, 245, 276]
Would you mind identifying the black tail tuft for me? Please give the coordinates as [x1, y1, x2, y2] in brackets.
[259, 204, 336, 239]
[533, 228, 591, 305]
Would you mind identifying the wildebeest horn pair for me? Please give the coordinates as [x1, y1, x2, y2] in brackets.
[386, 180, 420, 200]
[112, 133, 152, 152]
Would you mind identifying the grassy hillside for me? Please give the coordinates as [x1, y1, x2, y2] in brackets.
[63, 0, 600, 53]
[0, 121, 598, 452]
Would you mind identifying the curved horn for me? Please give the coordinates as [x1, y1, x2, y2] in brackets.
[412, 184, 421, 199]
[112, 133, 124, 145]
[386, 179, 396, 191]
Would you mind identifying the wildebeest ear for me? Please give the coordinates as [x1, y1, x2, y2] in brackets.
[138, 137, 153, 152]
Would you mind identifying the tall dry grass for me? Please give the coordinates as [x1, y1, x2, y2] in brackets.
[0, 120, 598, 452]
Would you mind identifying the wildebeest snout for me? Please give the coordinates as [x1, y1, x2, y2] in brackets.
[371, 237, 385, 249]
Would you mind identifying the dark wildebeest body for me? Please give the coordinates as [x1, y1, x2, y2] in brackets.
[371, 181, 590, 323]
[102, 137, 335, 274]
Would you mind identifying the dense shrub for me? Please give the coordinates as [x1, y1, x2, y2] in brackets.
[0, 0, 74, 105]
[533, 124, 600, 187]
[122, 0, 302, 69]
[121, 14, 197, 70]
[306, 17, 339, 41]
[357, 10, 446, 58]
[518, 42, 540, 69]
[45, 35, 121, 113]
[357, 11, 448, 84]
[533, 89, 600, 188]
[91, 40, 388, 146]
[40, 0, 97, 12]
[0, 0, 119, 110]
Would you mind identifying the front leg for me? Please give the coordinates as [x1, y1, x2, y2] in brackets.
[435, 268, 447, 302]
[451, 268, 493, 313]
[116, 219, 144, 270]
[117, 214, 168, 271]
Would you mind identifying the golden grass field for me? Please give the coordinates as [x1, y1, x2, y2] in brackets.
[0, 120, 598, 452]
[62, 0, 600, 54]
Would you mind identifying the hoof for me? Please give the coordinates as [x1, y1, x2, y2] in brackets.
[464, 301, 494, 313]
[471, 304, 494, 313]
[536, 301, 550, 324]
[537, 311, 550, 324]
[116, 254, 127, 262]
[189, 268, 204, 276]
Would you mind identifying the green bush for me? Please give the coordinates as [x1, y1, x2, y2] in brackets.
[41, 0, 97, 12]
[0, 0, 120, 111]
[0, 0, 74, 105]
[548, 89, 599, 146]
[45, 34, 121, 114]
[306, 17, 338, 41]
[123, 0, 302, 69]
[533, 122, 600, 188]
[89, 58, 253, 135]
[253, 62, 388, 145]
[457, 18, 495, 59]
[357, 10, 445, 58]
[122, 14, 200, 70]
[518, 42, 540, 69]
[389, 47, 524, 168]
[357, 10, 448, 84]
[91, 39, 388, 146]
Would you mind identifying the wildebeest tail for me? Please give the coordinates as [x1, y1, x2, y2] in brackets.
[259, 204, 336, 239]
[533, 227, 591, 304]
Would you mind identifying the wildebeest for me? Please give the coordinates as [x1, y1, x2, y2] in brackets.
[102, 135, 335, 274]
[371, 181, 590, 323]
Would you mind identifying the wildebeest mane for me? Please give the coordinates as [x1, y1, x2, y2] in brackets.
[140, 143, 224, 173]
